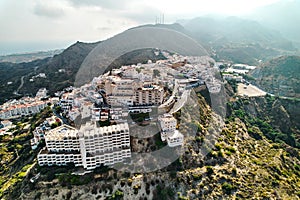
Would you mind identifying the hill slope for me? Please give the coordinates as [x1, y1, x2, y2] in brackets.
[0, 41, 98, 103]
[4, 90, 300, 200]
[251, 55, 300, 98]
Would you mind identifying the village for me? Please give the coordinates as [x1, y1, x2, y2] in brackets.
[0, 51, 258, 171]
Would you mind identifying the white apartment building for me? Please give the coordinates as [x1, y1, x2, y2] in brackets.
[158, 113, 184, 147]
[36, 88, 48, 99]
[110, 107, 128, 122]
[38, 123, 131, 170]
[222, 73, 243, 82]
[91, 108, 101, 121]
[105, 77, 136, 106]
[158, 114, 177, 141]
[59, 93, 74, 111]
[67, 108, 81, 122]
[104, 75, 164, 106]
[0, 99, 49, 119]
[135, 84, 164, 106]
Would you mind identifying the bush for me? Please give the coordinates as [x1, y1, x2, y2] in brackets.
[222, 182, 235, 194]
[206, 166, 214, 176]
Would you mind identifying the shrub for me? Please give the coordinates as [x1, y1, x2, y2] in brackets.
[222, 182, 235, 194]
[206, 166, 214, 176]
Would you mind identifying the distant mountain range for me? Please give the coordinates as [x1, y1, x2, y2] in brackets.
[251, 0, 300, 46]
[178, 16, 298, 65]
[1, 17, 300, 103]
[0, 49, 64, 63]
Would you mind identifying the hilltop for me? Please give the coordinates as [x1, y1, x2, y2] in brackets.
[3, 87, 300, 200]
[0, 24, 199, 104]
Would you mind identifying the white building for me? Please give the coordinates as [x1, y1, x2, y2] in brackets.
[158, 114, 177, 141]
[38, 123, 131, 170]
[222, 73, 243, 82]
[36, 88, 48, 99]
[0, 98, 49, 119]
[1, 120, 12, 128]
[105, 77, 136, 106]
[158, 114, 183, 147]
[134, 84, 164, 106]
[167, 130, 184, 147]
[59, 93, 74, 111]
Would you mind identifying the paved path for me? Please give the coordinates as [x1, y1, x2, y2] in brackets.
[169, 89, 190, 114]
[14, 75, 25, 95]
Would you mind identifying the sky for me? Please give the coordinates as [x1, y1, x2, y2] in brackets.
[0, 0, 282, 55]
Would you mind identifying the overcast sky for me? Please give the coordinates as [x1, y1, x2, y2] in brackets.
[0, 0, 281, 55]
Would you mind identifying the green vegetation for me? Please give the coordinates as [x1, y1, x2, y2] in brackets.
[222, 182, 236, 194]
[108, 189, 124, 200]
[227, 98, 299, 148]
[153, 69, 161, 78]
[154, 185, 175, 200]
[253, 55, 300, 98]
[227, 79, 237, 93]
[58, 173, 92, 186]
[129, 112, 149, 123]
[0, 106, 54, 199]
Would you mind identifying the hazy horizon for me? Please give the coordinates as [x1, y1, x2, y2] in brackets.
[1, 0, 297, 55]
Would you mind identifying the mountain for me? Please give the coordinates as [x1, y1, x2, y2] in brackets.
[251, 0, 300, 46]
[179, 16, 297, 65]
[0, 41, 99, 104]
[74, 24, 208, 86]
[1, 24, 193, 103]
[0, 49, 63, 63]
[251, 55, 300, 98]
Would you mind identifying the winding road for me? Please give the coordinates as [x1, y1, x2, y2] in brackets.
[13, 75, 25, 96]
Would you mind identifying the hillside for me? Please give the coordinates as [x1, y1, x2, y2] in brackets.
[3, 87, 300, 199]
[180, 16, 297, 65]
[0, 23, 200, 103]
[74, 24, 208, 86]
[251, 55, 300, 98]
[0, 41, 98, 104]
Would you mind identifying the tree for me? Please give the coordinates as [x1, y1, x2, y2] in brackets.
[153, 69, 160, 78]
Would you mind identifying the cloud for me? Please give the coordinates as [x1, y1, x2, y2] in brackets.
[122, 6, 162, 23]
[96, 26, 112, 31]
[33, 2, 65, 18]
[68, 0, 128, 10]
[66, 0, 163, 24]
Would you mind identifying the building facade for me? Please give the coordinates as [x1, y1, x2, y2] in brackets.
[158, 113, 184, 147]
[38, 123, 131, 170]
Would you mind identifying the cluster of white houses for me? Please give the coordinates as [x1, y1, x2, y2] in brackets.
[38, 123, 131, 170]
[37, 54, 223, 169]
[0, 97, 50, 119]
[0, 53, 230, 171]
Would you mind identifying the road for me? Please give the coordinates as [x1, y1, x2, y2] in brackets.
[14, 75, 25, 95]
[169, 89, 190, 114]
